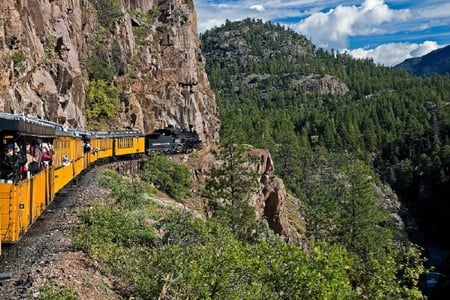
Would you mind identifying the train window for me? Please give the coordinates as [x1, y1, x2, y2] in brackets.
[118, 137, 133, 149]
[53, 139, 71, 167]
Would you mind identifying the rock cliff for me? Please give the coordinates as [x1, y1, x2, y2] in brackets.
[0, 0, 219, 143]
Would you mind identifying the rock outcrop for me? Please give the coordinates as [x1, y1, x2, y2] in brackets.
[187, 146, 297, 243]
[0, 0, 219, 143]
[246, 148, 290, 236]
[290, 74, 349, 95]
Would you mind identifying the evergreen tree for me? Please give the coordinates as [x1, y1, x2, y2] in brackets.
[203, 143, 259, 239]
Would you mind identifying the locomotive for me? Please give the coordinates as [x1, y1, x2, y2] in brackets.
[0, 113, 201, 256]
[145, 125, 201, 154]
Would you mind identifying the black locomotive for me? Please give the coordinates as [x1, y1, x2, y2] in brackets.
[145, 125, 201, 154]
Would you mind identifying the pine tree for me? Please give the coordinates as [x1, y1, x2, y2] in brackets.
[203, 143, 259, 238]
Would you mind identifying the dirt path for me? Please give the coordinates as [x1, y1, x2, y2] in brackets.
[0, 167, 121, 300]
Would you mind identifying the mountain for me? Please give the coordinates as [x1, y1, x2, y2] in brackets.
[201, 18, 450, 297]
[395, 45, 450, 76]
[201, 18, 450, 249]
[200, 18, 349, 98]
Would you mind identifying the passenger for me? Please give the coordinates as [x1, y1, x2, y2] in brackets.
[2, 143, 26, 184]
[83, 141, 91, 153]
[62, 154, 70, 166]
[40, 142, 53, 168]
[22, 144, 38, 177]
[16, 143, 27, 180]
[34, 139, 43, 169]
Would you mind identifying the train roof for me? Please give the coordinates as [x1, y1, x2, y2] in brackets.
[89, 130, 144, 138]
[0, 113, 56, 136]
[151, 126, 196, 136]
[0, 113, 144, 138]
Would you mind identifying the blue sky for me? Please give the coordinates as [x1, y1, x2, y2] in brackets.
[194, 0, 450, 66]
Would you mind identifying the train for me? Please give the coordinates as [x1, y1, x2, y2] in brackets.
[0, 113, 201, 256]
[145, 125, 202, 154]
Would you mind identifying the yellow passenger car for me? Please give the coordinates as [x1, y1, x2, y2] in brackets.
[0, 114, 58, 250]
[112, 130, 145, 157]
[94, 132, 114, 160]
[0, 113, 146, 256]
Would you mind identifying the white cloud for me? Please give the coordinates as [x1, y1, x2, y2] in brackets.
[344, 41, 441, 66]
[293, 0, 410, 49]
[217, 3, 232, 9]
[250, 4, 265, 12]
[417, 2, 450, 19]
[411, 41, 441, 57]
[198, 18, 227, 33]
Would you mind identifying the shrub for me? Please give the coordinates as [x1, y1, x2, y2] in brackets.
[131, 213, 356, 299]
[88, 57, 114, 82]
[98, 170, 148, 209]
[10, 51, 26, 70]
[38, 282, 77, 300]
[139, 153, 192, 201]
[73, 170, 156, 255]
[91, 0, 123, 27]
[74, 203, 154, 251]
[72, 172, 357, 299]
[85, 80, 120, 121]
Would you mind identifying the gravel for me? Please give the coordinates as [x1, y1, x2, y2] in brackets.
[0, 167, 121, 300]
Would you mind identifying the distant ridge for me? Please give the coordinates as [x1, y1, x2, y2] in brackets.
[394, 45, 450, 76]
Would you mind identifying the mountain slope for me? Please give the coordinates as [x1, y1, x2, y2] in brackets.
[201, 18, 350, 100]
[201, 18, 450, 297]
[395, 45, 450, 76]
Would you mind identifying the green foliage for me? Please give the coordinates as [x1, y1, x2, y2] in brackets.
[73, 202, 155, 251]
[156, 213, 230, 246]
[88, 56, 114, 82]
[98, 170, 149, 209]
[38, 282, 77, 300]
[131, 214, 356, 299]
[285, 150, 424, 298]
[10, 51, 26, 67]
[126, 5, 158, 45]
[73, 170, 156, 255]
[85, 80, 120, 121]
[86, 25, 125, 82]
[128, 8, 156, 24]
[203, 144, 257, 203]
[91, 0, 123, 27]
[203, 144, 260, 238]
[156, 23, 170, 32]
[73, 170, 358, 299]
[139, 153, 192, 201]
[149, 6, 158, 16]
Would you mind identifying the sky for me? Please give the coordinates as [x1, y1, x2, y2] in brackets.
[193, 0, 450, 66]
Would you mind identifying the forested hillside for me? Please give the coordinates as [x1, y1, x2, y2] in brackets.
[201, 18, 450, 297]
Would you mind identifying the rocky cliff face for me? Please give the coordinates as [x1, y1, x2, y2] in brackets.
[0, 0, 219, 143]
